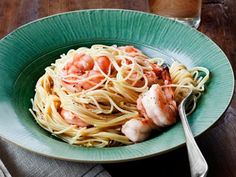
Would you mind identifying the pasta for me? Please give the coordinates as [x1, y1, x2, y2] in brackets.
[169, 62, 210, 114]
[30, 45, 209, 147]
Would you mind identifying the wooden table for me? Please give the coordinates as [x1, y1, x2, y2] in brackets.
[0, 0, 235, 176]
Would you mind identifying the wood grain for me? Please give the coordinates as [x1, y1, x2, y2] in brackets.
[200, 0, 236, 75]
[0, 0, 149, 39]
[0, 0, 235, 177]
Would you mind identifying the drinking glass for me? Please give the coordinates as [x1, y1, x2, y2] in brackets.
[149, 0, 202, 28]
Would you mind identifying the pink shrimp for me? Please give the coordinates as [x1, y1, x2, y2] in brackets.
[60, 109, 89, 127]
[81, 70, 105, 90]
[62, 53, 94, 75]
[145, 71, 159, 86]
[118, 46, 142, 58]
[94, 56, 111, 73]
[121, 118, 157, 142]
[151, 63, 163, 76]
[123, 46, 138, 53]
[127, 70, 159, 87]
[139, 84, 177, 127]
[122, 67, 177, 142]
[62, 54, 112, 91]
[125, 62, 163, 88]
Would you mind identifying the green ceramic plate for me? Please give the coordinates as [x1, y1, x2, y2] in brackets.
[0, 9, 234, 163]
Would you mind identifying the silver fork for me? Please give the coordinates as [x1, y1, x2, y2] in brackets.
[152, 50, 208, 176]
[178, 90, 208, 177]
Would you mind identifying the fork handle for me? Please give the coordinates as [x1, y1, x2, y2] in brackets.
[178, 103, 208, 177]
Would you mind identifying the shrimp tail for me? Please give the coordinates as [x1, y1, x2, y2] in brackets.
[161, 65, 172, 85]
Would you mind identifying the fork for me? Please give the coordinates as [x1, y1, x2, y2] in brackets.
[178, 90, 208, 177]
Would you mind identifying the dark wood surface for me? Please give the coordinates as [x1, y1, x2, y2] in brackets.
[0, 0, 235, 177]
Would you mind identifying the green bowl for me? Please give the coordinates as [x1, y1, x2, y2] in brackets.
[0, 9, 234, 163]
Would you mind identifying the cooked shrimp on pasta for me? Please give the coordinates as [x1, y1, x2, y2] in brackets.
[30, 45, 209, 147]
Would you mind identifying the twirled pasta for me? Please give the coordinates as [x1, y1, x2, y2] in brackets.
[30, 45, 209, 147]
[169, 62, 210, 114]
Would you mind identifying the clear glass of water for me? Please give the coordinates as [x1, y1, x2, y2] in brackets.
[149, 0, 202, 28]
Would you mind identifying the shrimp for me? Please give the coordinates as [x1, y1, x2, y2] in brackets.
[81, 70, 104, 90]
[125, 62, 163, 87]
[62, 81, 82, 92]
[60, 109, 89, 127]
[94, 56, 111, 73]
[62, 55, 111, 91]
[119, 46, 143, 58]
[122, 67, 177, 142]
[122, 46, 139, 53]
[79, 56, 110, 89]
[121, 118, 157, 142]
[145, 71, 158, 86]
[138, 67, 177, 127]
[127, 71, 158, 87]
[63, 53, 94, 75]
[139, 84, 177, 127]
[151, 63, 163, 76]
